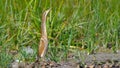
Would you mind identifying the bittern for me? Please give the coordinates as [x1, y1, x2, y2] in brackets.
[38, 9, 50, 58]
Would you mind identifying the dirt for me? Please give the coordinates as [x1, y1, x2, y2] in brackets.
[10, 50, 120, 68]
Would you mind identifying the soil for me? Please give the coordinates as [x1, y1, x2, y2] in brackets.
[10, 50, 120, 68]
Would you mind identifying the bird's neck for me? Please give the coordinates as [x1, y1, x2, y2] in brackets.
[41, 15, 47, 38]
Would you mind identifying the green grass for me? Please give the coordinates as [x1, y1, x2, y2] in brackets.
[0, 0, 120, 67]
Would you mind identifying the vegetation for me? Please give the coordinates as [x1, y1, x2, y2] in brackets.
[0, 0, 120, 67]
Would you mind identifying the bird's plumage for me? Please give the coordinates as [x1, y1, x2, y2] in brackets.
[38, 9, 50, 58]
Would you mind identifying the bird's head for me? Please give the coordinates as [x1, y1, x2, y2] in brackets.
[43, 9, 51, 18]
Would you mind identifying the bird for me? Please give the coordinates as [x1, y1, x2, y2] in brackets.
[38, 9, 50, 59]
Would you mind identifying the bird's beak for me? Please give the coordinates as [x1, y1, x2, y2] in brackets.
[45, 8, 51, 15]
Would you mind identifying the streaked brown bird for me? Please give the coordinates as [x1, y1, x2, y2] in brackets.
[38, 9, 50, 58]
